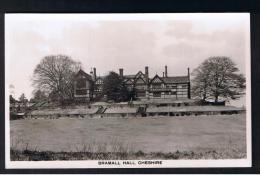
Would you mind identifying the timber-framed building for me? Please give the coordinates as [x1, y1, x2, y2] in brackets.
[74, 66, 191, 102]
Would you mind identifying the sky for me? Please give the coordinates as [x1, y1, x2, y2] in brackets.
[5, 13, 250, 105]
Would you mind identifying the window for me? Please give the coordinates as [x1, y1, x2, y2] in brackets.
[166, 84, 177, 88]
[137, 92, 145, 97]
[76, 89, 87, 95]
[136, 85, 146, 90]
[152, 84, 162, 89]
[171, 91, 177, 95]
[153, 92, 161, 97]
[76, 79, 86, 89]
[96, 79, 103, 85]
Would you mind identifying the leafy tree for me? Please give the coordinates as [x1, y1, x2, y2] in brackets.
[32, 55, 81, 104]
[102, 71, 130, 102]
[192, 56, 246, 103]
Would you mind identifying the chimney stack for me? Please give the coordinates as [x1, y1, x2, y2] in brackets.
[145, 66, 149, 82]
[93, 67, 96, 81]
[165, 65, 168, 77]
[188, 67, 191, 99]
[163, 72, 165, 77]
[188, 67, 190, 80]
[119, 68, 124, 77]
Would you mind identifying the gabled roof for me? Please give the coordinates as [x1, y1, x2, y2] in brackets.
[162, 76, 189, 84]
[135, 71, 149, 84]
[75, 69, 93, 80]
[150, 74, 165, 84]
[124, 78, 135, 84]
[135, 71, 145, 78]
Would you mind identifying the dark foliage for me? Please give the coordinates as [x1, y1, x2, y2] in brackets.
[102, 71, 133, 102]
[9, 95, 16, 104]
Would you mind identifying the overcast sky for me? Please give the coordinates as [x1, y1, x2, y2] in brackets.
[5, 13, 250, 101]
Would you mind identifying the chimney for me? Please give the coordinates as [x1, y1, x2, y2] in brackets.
[165, 65, 168, 77]
[119, 68, 123, 77]
[163, 72, 165, 77]
[187, 67, 191, 99]
[187, 67, 190, 79]
[145, 66, 149, 82]
[93, 67, 96, 80]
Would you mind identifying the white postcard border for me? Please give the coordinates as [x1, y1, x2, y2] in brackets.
[5, 13, 252, 169]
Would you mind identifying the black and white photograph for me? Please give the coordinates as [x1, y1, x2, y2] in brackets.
[5, 13, 251, 168]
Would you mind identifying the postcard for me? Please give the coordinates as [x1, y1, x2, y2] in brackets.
[5, 13, 251, 168]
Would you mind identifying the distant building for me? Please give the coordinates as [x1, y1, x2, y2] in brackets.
[73, 66, 191, 101]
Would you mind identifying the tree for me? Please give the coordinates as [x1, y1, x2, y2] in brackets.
[192, 56, 246, 103]
[32, 55, 81, 104]
[30, 90, 47, 103]
[9, 95, 16, 104]
[19, 93, 28, 104]
[102, 71, 130, 102]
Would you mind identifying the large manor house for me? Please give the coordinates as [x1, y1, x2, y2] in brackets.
[74, 66, 191, 101]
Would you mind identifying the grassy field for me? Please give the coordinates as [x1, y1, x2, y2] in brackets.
[10, 114, 246, 160]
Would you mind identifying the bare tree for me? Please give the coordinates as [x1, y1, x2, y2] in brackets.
[32, 55, 81, 104]
[192, 56, 246, 103]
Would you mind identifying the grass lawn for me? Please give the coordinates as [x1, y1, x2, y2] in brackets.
[10, 114, 246, 160]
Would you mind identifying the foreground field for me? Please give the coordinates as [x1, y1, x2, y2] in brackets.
[10, 114, 246, 160]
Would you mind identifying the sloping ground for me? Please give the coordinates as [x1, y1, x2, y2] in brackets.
[104, 107, 138, 114]
[146, 105, 244, 113]
[10, 114, 246, 155]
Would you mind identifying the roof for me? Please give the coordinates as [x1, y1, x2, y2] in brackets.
[75, 69, 93, 80]
[162, 76, 189, 84]
[96, 76, 106, 79]
[124, 75, 136, 79]
[150, 74, 164, 84]
[135, 71, 145, 77]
